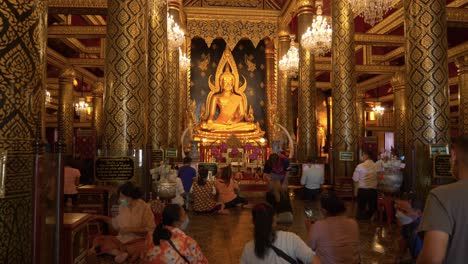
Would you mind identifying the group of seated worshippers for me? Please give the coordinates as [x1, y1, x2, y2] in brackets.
[86, 178, 363, 263]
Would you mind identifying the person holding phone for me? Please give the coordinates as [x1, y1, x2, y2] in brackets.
[306, 192, 360, 264]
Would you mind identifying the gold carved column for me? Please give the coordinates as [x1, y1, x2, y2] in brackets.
[297, 0, 317, 161]
[356, 87, 365, 151]
[92, 79, 104, 147]
[265, 39, 277, 142]
[456, 56, 468, 135]
[58, 68, 76, 155]
[104, 0, 148, 157]
[0, 0, 47, 262]
[391, 72, 406, 155]
[277, 27, 291, 136]
[331, 0, 357, 177]
[404, 0, 450, 197]
[167, 0, 182, 148]
[148, 0, 168, 149]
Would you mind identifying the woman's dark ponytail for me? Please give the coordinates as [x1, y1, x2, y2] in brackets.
[252, 203, 276, 259]
[152, 204, 183, 245]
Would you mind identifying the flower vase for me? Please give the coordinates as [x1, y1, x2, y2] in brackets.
[377, 168, 403, 193]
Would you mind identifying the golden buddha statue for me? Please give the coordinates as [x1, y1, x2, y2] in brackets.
[195, 47, 264, 140]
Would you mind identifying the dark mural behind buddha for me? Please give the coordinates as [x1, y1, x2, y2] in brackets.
[190, 37, 267, 131]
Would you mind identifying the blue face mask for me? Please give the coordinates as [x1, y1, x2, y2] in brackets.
[395, 210, 413, 225]
[120, 199, 129, 207]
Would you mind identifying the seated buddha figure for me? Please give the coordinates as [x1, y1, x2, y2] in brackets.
[200, 66, 257, 132]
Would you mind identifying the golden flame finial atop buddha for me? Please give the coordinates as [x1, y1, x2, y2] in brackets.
[196, 47, 264, 139]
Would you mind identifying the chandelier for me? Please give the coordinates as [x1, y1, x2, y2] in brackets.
[75, 97, 89, 115]
[179, 48, 190, 71]
[345, 0, 397, 26]
[278, 36, 299, 77]
[167, 14, 184, 50]
[45, 89, 51, 105]
[372, 102, 385, 115]
[301, 3, 332, 56]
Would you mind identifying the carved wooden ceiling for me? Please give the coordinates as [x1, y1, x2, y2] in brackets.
[45, 0, 468, 115]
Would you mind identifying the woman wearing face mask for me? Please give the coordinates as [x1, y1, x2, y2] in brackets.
[394, 198, 424, 263]
[147, 204, 208, 263]
[89, 182, 156, 263]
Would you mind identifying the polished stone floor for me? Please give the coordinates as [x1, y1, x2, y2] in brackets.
[186, 192, 405, 264]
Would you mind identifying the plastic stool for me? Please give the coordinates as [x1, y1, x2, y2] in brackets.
[378, 196, 394, 225]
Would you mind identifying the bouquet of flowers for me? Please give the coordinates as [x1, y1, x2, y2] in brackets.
[375, 151, 404, 193]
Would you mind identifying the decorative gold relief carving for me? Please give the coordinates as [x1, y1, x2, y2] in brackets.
[391, 72, 406, 155]
[405, 0, 450, 197]
[148, 0, 168, 149]
[456, 55, 468, 135]
[186, 19, 277, 48]
[47, 25, 106, 38]
[0, 0, 46, 261]
[104, 0, 148, 155]
[331, 0, 357, 177]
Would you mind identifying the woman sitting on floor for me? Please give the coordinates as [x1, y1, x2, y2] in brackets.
[215, 166, 249, 209]
[306, 191, 360, 264]
[147, 204, 208, 263]
[90, 182, 155, 263]
[191, 167, 228, 214]
[241, 203, 320, 264]
[266, 178, 293, 224]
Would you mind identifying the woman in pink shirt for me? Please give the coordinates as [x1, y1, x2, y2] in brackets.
[306, 192, 360, 264]
[215, 166, 249, 208]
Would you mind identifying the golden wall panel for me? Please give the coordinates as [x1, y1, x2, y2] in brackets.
[104, 0, 148, 156]
[331, 0, 357, 177]
[404, 0, 450, 197]
[148, 0, 168, 149]
[265, 40, 276, 142]
[0, 0, 46, 262]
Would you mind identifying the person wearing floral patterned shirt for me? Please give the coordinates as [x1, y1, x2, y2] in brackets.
[147, 204, 208, 264]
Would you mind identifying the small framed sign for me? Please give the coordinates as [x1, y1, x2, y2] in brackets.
[429, 144, 449, 158]
[165, 148, 178, 158]
[433, 155, 452, 178]
[339, 151, 354, 161]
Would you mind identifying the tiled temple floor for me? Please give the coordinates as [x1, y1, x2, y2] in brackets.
[186, 192, 404, 264]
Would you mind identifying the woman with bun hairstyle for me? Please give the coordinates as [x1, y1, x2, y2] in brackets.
[147, 204, 208, 263]
[89, 182, 155, 263]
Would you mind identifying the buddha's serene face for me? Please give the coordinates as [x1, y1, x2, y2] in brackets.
[221, 75, 234, 92]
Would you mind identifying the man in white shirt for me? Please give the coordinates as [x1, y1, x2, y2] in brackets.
[352, 151, 378, 220]
[301, 158, 324, 201]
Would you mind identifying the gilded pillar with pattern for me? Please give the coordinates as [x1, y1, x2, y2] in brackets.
[167, 2, 182, 148]
[277, 27, 290, 136]
[58, 67, 76, 155]
[265, 39, 277, 142]
[356, 87, 366, 150]
[391, 72, 406, 156]
[456, 56, 468, 135]
[404, 0, 450, 197]
[0, 0, 47, 262]
[297, 0, 317, 162]
[148, 0, 168, 149]
[331, 0, 357, 177]
[179, 55, 189, 147]
[104, 0, 148, 157]
[92, 79, 104, 147]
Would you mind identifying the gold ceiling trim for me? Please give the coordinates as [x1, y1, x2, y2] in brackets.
[68, 58, 105, 67]
[447, 7, 468, 26]
[354, 33, 404, 46]
[48, 0, 107, 14]
[48, 25, 106, 38]
[315, 64, 403, 74]
[47, 48, 98, 83]
[186, 7, 278, 47]
[185, 7, 279, 22]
